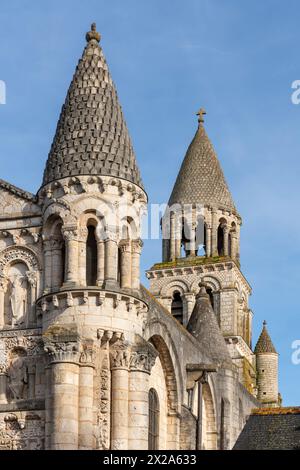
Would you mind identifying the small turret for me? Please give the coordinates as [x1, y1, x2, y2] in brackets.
[255, 321, 280, 407]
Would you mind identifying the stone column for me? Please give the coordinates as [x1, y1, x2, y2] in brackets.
[78, 342, 95, 450]
[104, 235, 118, 289]
[0, 371, 7, 404]
[223, 226, 229, 256]
[97, 240, 105, 286]
[131, 239, 143, 290]
[170, 213, 176, 261]
[0, 278, 8, 328]
[26, 271, 37, 327]
[119, 241, 132, 289]
[44, 339, 80, 450]
[110, 345, 130, 449]
[230, 232, 237, 259]
[128, 341, 158, 450]
[78, 228, 88, 286]
[43, 239, 53, 293]
[183, 293, 195, 326]
[211, 208, 218, 256]
[63, 227, 79, 286]
[206, 225, 212, 257]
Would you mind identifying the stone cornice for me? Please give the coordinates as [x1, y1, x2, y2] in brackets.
[147, 257, 252, 293]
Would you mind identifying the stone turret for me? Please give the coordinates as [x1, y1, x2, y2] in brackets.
[255, 321, 279, 407]
[35, 24, 151, 450]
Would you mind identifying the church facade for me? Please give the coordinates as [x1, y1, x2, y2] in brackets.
[0, 24, 280, 450]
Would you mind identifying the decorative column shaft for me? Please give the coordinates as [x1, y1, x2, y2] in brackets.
[44, 340, 80, 450]
[170, 214, 176, 261]
[43, 239, 53, 292]
[110, 346, 130, 449]
[0, 279, 8, 327]
[0, 372, 7, 404]
[223, 226, 229, 256]
[63, 227, 79, 286]
[78, 343, 95, 450]
[131, 239, 143, 290]
[211, 208, 219, 256]
[78, 228, 88, 286]
[119, 241, 132, 289]
[206, 225, 212, 257]
[183, 293, 195, 326]
[128, 342, 158, 450]
[97, 240, 105, 286]
[104, 235, 118, 288]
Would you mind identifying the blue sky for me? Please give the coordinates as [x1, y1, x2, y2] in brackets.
[0, 0, 299, 405]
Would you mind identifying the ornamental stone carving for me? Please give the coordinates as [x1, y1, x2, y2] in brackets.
[0, 246, 40, 277]
[44, 340, 80, 363]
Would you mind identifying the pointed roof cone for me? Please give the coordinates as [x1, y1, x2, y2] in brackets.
[42, 23, 144, 189]
[169, 109, 236, 212]
[254, 320, 277, 354]
[187, 285, 231, 364]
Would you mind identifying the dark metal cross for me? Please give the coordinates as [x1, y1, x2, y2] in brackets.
[197, 108, 206, 125]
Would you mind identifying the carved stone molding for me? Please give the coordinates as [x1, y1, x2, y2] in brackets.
[0, 246, 40, 277]
[80, 340, 96, 366]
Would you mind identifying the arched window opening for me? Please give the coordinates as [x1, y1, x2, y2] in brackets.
[86, 225, 97, 286]
[217, 225, 224, 256]
[196, 221, 206, 256]
[148, 388, 159, 450]
[171, 291, 183, 324]
[181, 218, 190, 257]
[206, 287, 214, 311]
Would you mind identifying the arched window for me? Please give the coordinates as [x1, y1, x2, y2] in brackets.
[206, 287, 214, 311]
[86, 225, 97, 286]
[195, 220, 206, 256]
[217, 225, 224, 256]
[148, 388, 159, 450]
[171, 291, 183, 324]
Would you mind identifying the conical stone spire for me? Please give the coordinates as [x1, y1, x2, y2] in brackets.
[254, 321, 277, 354]
[187, 285, 231, 364]
[42, 23, 144, 189]
[169, 110, 235, 212]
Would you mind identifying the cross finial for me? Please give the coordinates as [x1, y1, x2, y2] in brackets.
[86, 22, 101, 43]
[197, 108, 206, 126]
[263, 320, 267, 327]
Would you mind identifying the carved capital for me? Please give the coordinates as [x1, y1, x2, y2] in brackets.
[131, 238, 143, 254]
[44, 340, 80, 363]
[26, 270, 37, 287]
[80, 340, 96, 366]
[62, 226, 78, 242]
[109, 342, 130, 370]
[130, 340, 158, 374]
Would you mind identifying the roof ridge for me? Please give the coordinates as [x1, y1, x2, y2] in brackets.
[0, 178, 36, 202]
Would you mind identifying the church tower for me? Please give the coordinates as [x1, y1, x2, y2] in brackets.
[147, 110, 256, 394]
[36, 24, 155, 450]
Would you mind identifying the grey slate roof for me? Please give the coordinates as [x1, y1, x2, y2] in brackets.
[254, 321, 277, 354]
[187, 286, 231, 365]
[42, 24, 144, 189]
[169, 123, 236, 212]
[233, 408, 300, 450]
